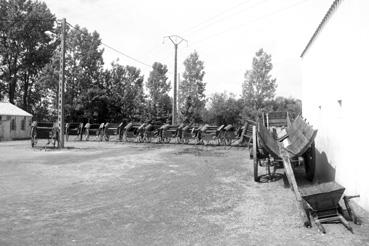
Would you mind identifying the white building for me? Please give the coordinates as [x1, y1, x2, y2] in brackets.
[301, 0, 369, 211]
[0, 102, 33, 141]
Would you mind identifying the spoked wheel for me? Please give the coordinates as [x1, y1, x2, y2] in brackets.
[258, 159, 284, 183]
[252, 126, 259, 182]
[122, 131, 128, 142]
[303, 142, 316, 181]
[30, 127, 37, 147]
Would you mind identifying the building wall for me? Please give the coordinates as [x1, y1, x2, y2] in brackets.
[302, 0, 369, 211]
[0, 115, 32, 141]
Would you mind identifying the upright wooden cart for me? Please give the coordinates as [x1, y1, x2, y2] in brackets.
[30, 121, 59, 147]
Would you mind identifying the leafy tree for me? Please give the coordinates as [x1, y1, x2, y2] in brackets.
[103, 62, 145, 122]
[179, 51, 206, 122]
[269, 96, 301, 119]
[0, 0, 56, 107]
[242, 48, 277, 120]
[146, 62, 171, 119]
[64, 25, 104, 120]
[37, 24, 105, 121]
[206, 92, 243, 125]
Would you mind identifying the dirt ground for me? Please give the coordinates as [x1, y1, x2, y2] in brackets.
[0, 140, 369, 246]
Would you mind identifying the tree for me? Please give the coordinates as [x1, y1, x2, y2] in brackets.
[242, 48, 277, 120]
[0, 0, 56, 106]
[146, 62, 171, 119]
[103, 62, 145, 122]
[269, 96, 302, 119]
[64, 25, 104, 120]
[179, 51, 206, 122]
[206, 92, 243, 125]
[37, 24, 105, 121]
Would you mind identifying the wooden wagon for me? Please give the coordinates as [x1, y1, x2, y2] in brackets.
[65, 122, 83, 141]
[201, 125, 223, 145]
[143, 123, 161, 143]
[221, 124, 237, 145]
[122, 122, 141, 142]
[262, 111, 290, 128]
[84, 123, 103, 141]
[157, 124, 179, 143]
[103, 122, 122, 141]
[252, 115, 316, 183]
[30, 121, 59, 148]
[178, 123, 194, 144]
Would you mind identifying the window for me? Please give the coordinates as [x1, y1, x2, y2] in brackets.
[21, 117, 26, 130]
[10, 118, 16, 131]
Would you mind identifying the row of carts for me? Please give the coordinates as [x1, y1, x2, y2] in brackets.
[30, 120, 256, 148]
[251, 112, 361, 234]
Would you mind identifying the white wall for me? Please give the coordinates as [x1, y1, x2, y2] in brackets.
[302, 0, 369, 211]
[0, 115, 32, 141]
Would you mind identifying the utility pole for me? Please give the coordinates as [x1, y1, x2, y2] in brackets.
[177, 72, 180, 117]
[164, 35, 187, 125]
[57, 18, 66, 148]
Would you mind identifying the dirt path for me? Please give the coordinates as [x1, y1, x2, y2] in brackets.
[0, 141, 368, 246]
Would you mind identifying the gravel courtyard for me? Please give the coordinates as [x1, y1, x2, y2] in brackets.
[0, 140, 368, 246]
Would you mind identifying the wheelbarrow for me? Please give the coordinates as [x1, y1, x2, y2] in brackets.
[300, 181, 361, 234]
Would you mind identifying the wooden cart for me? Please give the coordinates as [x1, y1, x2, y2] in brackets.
[30, 121, 59, 148]
[65, 122, 83, 141]
[251, 115, 317, 227]
[122, 122, 141, 142]
[103, 122, 122, 141]
[84, 123, 102, 141]
[201, 125, 223, 145]
[300, 182, 361, 233]
[252, 115, 316, 183]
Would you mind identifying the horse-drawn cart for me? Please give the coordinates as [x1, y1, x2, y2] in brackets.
[30, 121, 59, 147]
[65, 122, 83, 141]
[251, 115, 316, 183]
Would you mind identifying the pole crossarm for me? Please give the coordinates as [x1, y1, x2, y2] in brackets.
[163, 35, 187, 125]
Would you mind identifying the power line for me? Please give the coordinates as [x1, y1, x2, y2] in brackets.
[0, 18, 55, 23]
[190, 0, 311, 47]
[183, 0, 269, 37]
[181, 0, 254, 35]
[66, 22, 153, 70]
[100, 42, 152, 68]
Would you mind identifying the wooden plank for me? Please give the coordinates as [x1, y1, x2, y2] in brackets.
[257, 122, 280, 158]
[285, 116, 317, 157]
[280, 149, 310, 226]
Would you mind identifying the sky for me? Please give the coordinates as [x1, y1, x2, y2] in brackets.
[43, 0, 334, 99]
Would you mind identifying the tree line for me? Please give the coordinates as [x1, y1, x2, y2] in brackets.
[0, 0, 301, 126]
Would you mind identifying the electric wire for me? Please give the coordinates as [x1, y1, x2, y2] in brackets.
[66, 22, 153, 71]
[190, 0, 311, 47]
[183, 0, 269, 37]
[181, 0, 254, 35]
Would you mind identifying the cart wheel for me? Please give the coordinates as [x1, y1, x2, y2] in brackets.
[123, 131, 128, 142]
[303, 142, 316, 181]
[30, 127, 36, 147]
[31, 135, 36, 147]
[85, 129, 89, 141]
[249, 145, 253, 159]
[252, 125, 259, 182]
